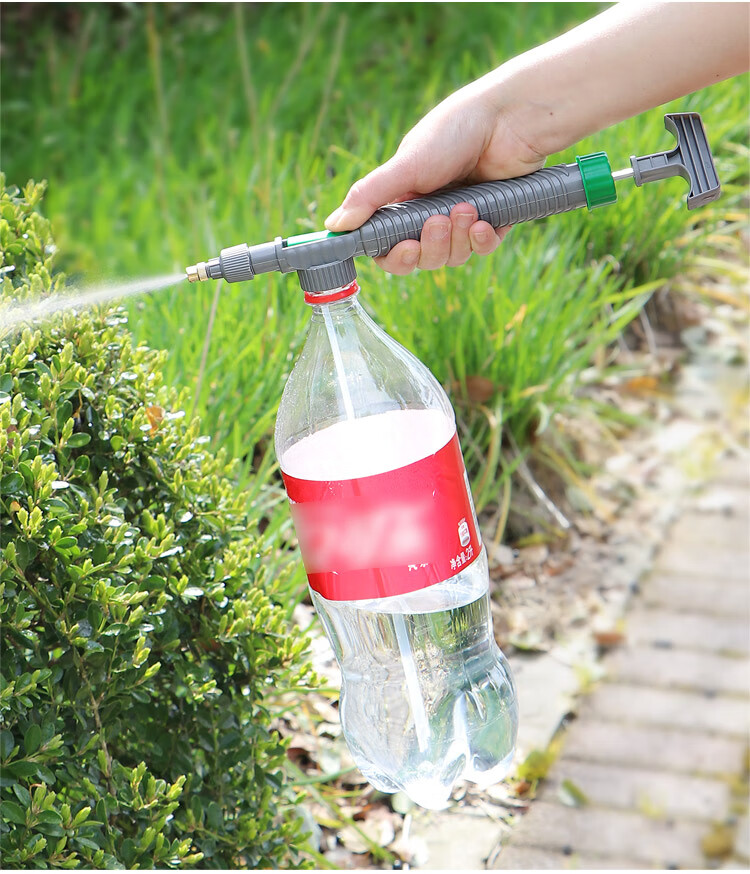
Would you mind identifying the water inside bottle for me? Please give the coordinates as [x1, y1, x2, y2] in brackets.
[311, 550, 516, 810]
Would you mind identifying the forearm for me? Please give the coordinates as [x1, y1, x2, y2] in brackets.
[488, 1, 750, 157]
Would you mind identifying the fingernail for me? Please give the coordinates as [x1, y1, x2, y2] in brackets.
[455, 212, 474, 229]
[428, 222, 450, 241]
[402, 248, 419, 266]
[325, 207, 345, 227]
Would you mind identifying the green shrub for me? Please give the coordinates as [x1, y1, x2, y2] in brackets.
[0, 178, 315, 869]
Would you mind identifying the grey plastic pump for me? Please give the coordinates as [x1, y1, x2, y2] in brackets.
[186, 112, 720, 294]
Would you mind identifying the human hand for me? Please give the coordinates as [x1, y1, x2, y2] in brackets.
[324, 76, 547, 274]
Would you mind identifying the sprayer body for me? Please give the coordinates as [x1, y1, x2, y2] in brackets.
[187, 112, 720, 290]
[274, 285, 517, 809]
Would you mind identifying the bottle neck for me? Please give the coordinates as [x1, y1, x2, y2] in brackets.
[304, 280, 360, 307]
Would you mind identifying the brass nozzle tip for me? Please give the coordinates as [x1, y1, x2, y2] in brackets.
[186, 262, 209, 282]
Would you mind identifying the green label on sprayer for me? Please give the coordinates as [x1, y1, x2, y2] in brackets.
[286, 230, 347, 247]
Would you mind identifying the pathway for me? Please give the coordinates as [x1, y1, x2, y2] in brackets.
[492, 448, 750, 869]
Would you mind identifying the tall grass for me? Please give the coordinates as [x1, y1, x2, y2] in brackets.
[3, 3, 747, 534]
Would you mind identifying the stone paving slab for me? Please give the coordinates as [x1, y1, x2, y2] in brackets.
[736, 812, 750, 862]
[655, 541, 750, 581]
[507, 652, 579, 755]
[492, 845, 647, 869]
[540, 758, 731, 820]
[666, 510, 750, 548]
[408, 808, 501, 871]
[578, 681, 749, 737]
[606, 645, 749, 696]
[506, 801, 707, 867]
[625, 607, 749, 654]
[712, 455, 750, 490]
[644, 573, 750, 616]
[561, 718, 745, 776]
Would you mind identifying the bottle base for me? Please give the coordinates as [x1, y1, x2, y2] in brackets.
[360, 747, 516, 810]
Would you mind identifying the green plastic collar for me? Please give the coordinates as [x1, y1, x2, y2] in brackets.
[576, 152, 617, 210]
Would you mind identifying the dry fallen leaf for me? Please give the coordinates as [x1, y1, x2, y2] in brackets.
[545, 554, 575, 576]
[620, 375, 664, 397]
[594, 629, 627, 649]
[465, 374, 497, 403]
[701, 823, 735, 858]
[145, 404, 164, 435]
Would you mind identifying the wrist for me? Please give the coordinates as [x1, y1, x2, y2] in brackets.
[484, 58, 586, 160]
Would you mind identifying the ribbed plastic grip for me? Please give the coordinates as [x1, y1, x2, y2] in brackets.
[298, 258, 357, 293]
[219, 243, 255, 282]
[357, 164, 587, 258]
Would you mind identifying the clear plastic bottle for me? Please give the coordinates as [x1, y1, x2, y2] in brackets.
[275, 279, 517, 810]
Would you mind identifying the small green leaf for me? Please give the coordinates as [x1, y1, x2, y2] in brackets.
[56, 400, 73, 429]
[190, 794, 203, 824]
[206, 801, 222, 829]
[34, 821, 64, 837]
[1, 472, 24, 494]
[67, 432, 91, 448]
[17, 461, 34, 488]
[13, 784, 31, 807]
[24, 723, 41, 755]
[92, 543, 108, 565]
[0, 730, 15, 760]
[1, 799, 28, 825]
[71, 806, 92, 828]
[37, 765, 56, 785]
[6, 760, 39, 778]
[16, 541, 38, 570]
[121, 838, 137, 865]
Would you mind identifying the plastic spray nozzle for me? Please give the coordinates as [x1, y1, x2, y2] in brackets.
[186, 255, 226, 283]
[185, 112, 720, 291]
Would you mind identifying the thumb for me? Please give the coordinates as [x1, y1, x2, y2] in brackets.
[325, 156, 417, 231]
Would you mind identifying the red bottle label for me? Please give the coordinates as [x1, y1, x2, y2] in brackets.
[281, 433, 481, 601]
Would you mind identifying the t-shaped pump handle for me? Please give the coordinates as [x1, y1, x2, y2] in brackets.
[186, 112, 721, 291]
[629, 112, 721, 209]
